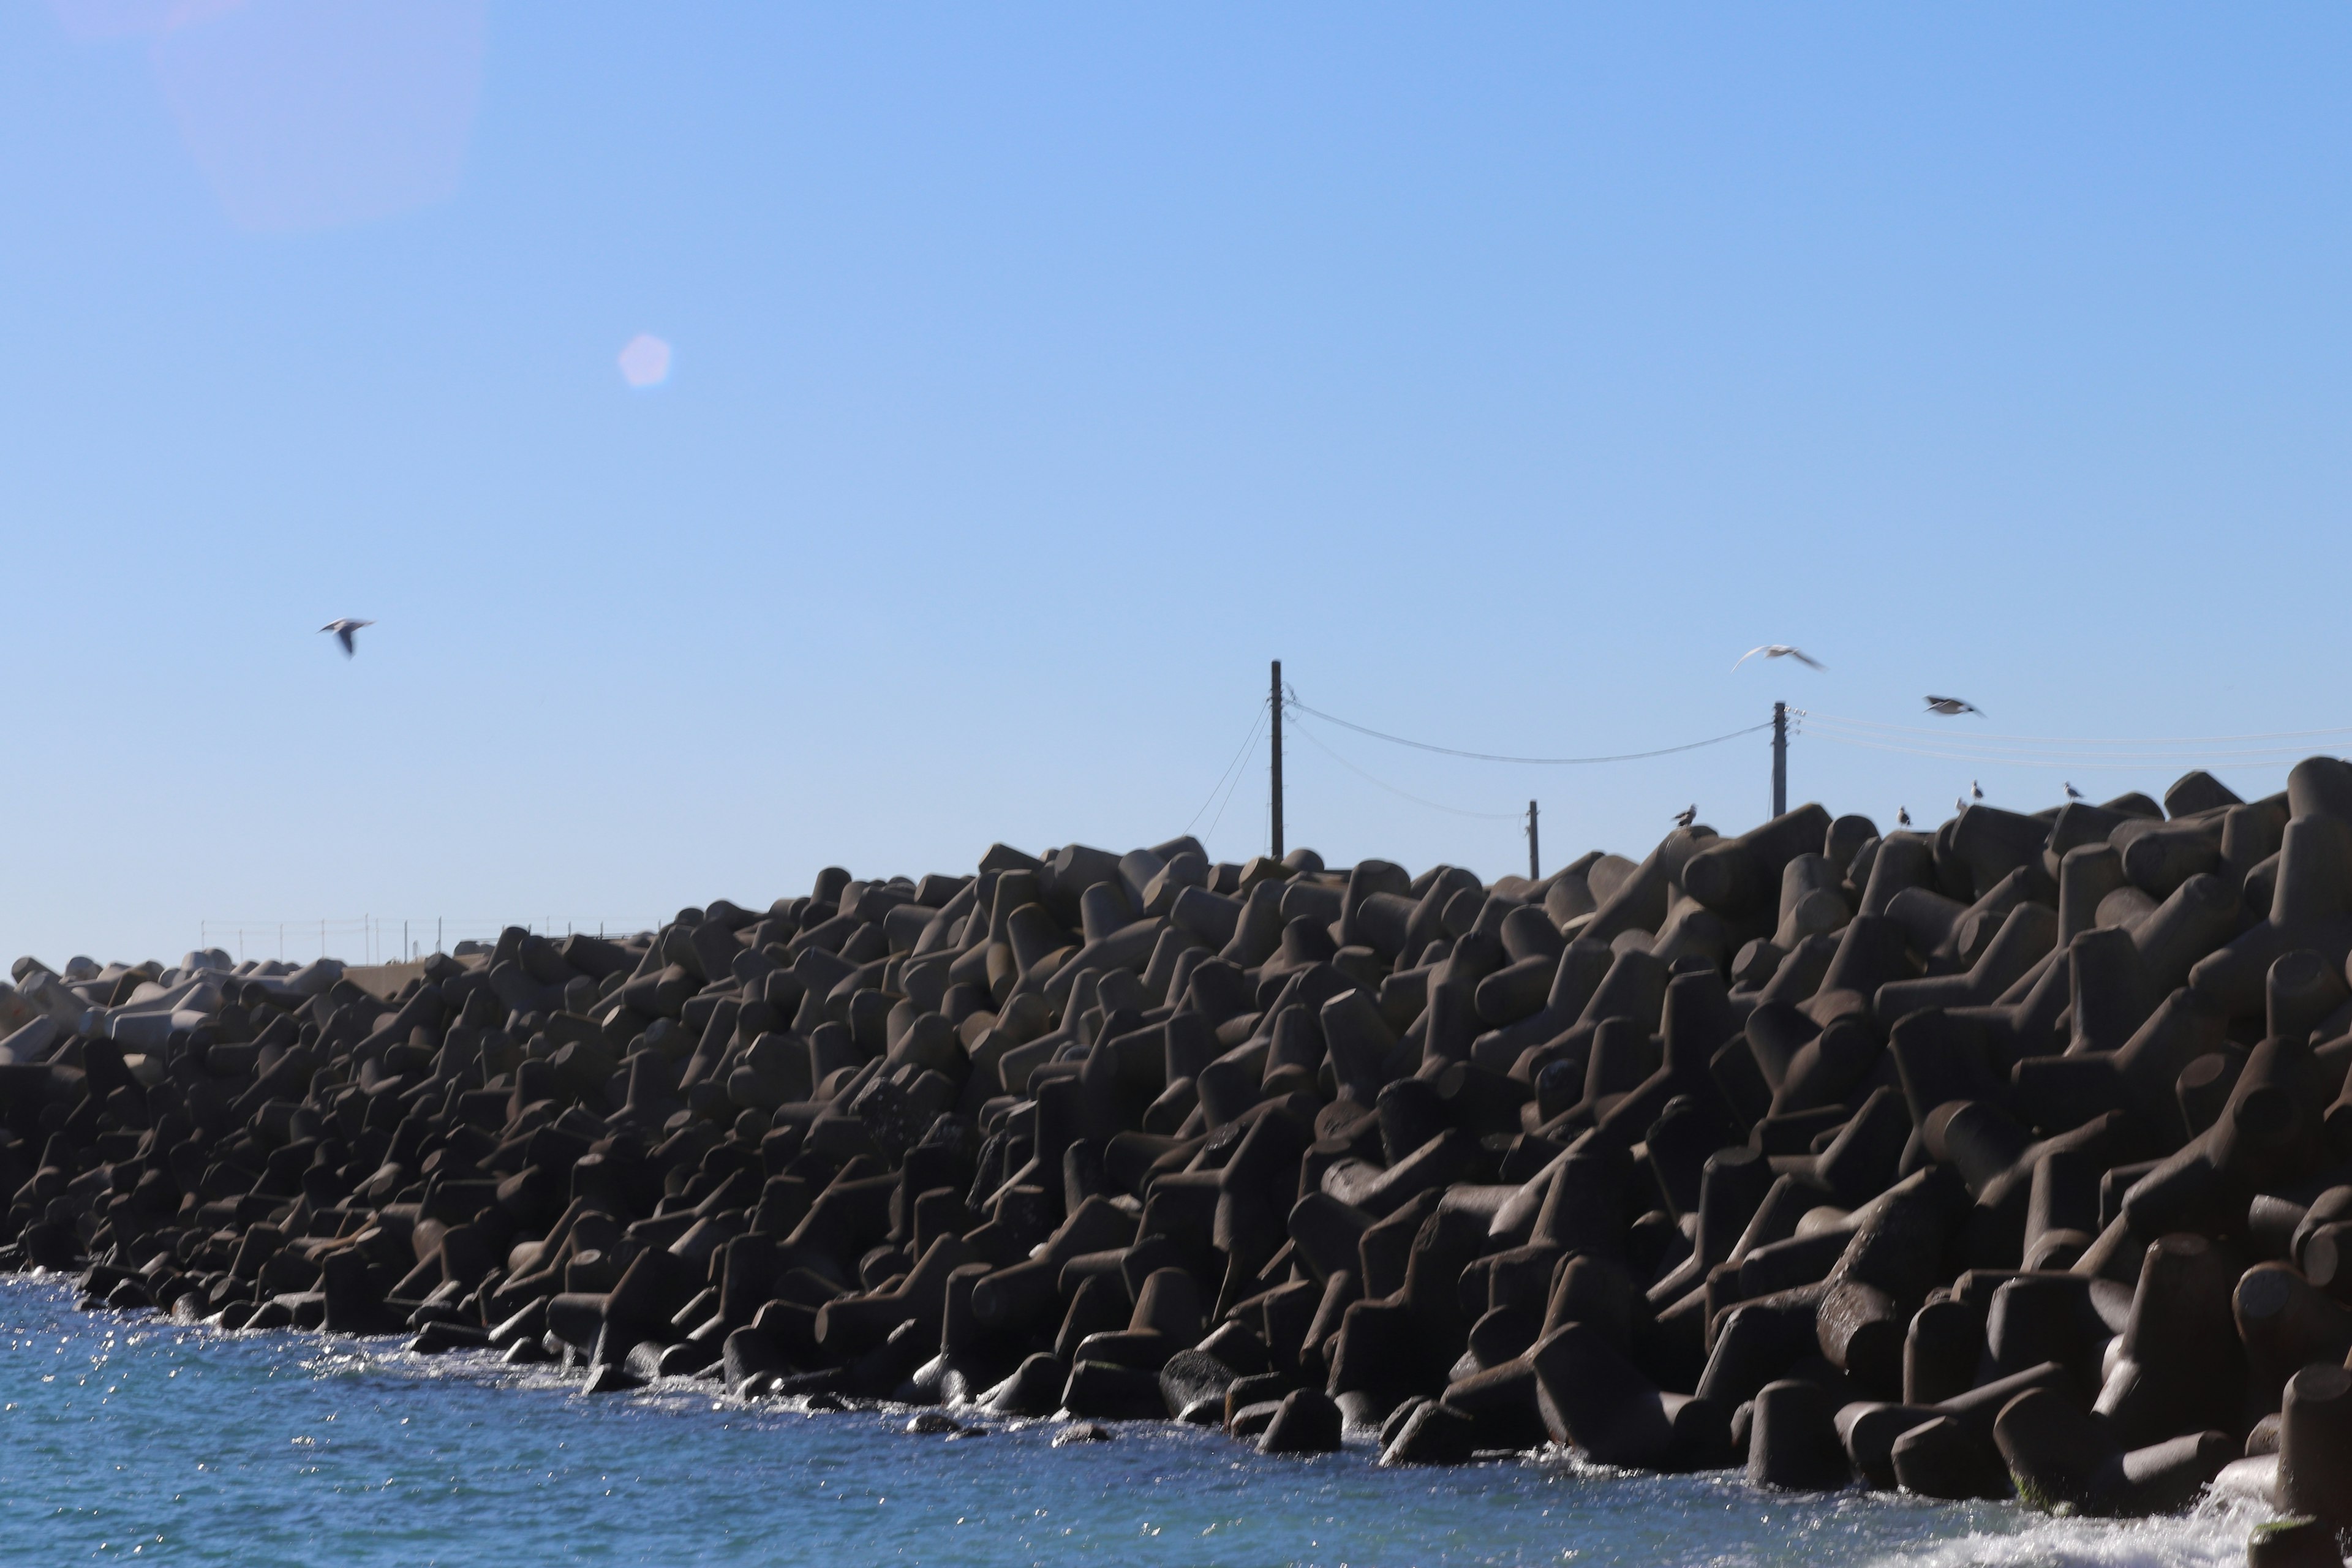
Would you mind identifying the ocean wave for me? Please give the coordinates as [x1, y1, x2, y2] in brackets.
[1866, 1494, 2273, 1568]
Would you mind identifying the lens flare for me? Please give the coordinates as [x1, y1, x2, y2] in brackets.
[618, 334, 673, 389]
[47, 0, 486, 231]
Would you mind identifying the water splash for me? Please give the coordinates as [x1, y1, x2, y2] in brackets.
[0, 1279, 2280, 1568]
[1868, 1497, 2270, 1568]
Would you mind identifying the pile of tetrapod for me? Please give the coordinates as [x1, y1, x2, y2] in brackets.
[9, 760, 2352, 1563]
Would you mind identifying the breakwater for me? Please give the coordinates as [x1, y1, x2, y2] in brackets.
[6, 763, 2352, 1563]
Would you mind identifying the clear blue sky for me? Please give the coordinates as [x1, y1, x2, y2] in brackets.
[5, 2, 2349, 968]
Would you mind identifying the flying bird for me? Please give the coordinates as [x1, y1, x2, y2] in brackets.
[1924, 696, 1981, 717]
[1971, 780, 1985, 802]
[1897, 807, 1912, 828]
[1673, 805, 1697, 828]
[320, 618, 372, 657]
[2064, 782, 2085, 801]
[1732, 644, 1825, 673]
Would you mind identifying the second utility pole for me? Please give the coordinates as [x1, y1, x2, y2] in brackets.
[1771, 701, 1788, 818]
[1269, 659, 1284, 860]
[1526, 801, 1539, 880]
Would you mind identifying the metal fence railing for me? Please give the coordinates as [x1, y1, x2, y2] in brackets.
[196, 917, 665, 967]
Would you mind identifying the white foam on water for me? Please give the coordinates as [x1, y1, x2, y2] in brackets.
[7, 1281, 2300, 1568]
[1870, 1493, 2275, 1568]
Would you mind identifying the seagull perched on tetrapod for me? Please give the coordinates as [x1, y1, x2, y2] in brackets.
[2065, 782, 2085, 801]
[1955, 796, 1968, 813]
[1673, 805, 1697, 828]
[1971, 780, 1985, 803]
[320, 619, 372, 657]
[1732, 644, 1825, 673]
[1897, 807, 1912, 828]
[1924, 695, 1981, 717]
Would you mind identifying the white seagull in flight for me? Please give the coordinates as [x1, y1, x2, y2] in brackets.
[1924, 695, 1981, 717]
[1732, 644, 1825, 673]
[320, 619, 373, 657]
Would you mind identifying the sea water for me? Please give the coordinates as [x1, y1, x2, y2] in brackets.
[0, 1278, 2267, 1567]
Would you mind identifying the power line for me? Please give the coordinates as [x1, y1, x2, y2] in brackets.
[1796, 720, 2345, 760]
[1797, 731, 2333, 772]
[1201, 703, 1266, 848]
[1286, 695, 1774, 766]
[1795, 710, 2350, 771]
[1792, 710, 2352, 746]
[1288, 715, 1523, 821]
[1184, 699, 1267, 837]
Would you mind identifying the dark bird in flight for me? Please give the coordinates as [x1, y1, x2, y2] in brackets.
[320, 619, 372, 657]
[1924, 695, 1981, 717]
[1673, 805, 1697, 828]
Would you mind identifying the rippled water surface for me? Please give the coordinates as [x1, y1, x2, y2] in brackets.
[0, 1278, 2266, 1566]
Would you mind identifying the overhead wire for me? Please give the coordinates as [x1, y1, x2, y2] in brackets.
[1794, 709, 2352, 771]
[1184, 699, 1268, 838]
[1285, 695, 1773, 765]
[1799, 733, 2338, 771]
[1287, 714, 1523, 821]
[1199, 701, 1267, 848]
[1795, 725, 2342, 761]
[1792, 711, 2352, 746]
[1224, 676, 2350, 831]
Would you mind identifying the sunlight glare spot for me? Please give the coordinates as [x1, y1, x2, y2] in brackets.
[618, 334, 672, 389]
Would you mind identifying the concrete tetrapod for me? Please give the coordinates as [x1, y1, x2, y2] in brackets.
[13, 767, 2352, 1528]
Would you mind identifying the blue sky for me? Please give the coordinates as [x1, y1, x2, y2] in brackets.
[4, 2, 2349, 967]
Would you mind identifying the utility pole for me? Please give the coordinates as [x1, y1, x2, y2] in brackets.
[1269, 659, 1284, 860]
[1771, 701, 1789, 819]
[1526, 801, 1539, 881]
